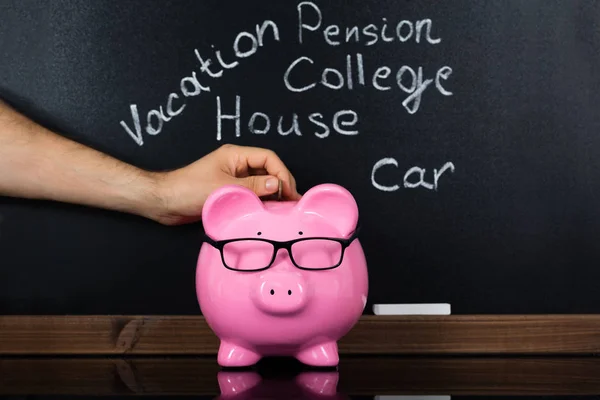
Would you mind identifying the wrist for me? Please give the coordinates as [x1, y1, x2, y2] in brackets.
[134, 170, 170, 223]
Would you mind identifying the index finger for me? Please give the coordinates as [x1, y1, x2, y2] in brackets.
[228, 145, 301, 200]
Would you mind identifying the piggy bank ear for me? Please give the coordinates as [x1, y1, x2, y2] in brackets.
[296, 184, 358, 236]
[202, 184, 264, 237]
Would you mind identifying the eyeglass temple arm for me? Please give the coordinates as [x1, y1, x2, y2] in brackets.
[202, 233, 220, 248]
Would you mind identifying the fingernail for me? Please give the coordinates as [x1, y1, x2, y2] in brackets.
[265, 178, 278, 191]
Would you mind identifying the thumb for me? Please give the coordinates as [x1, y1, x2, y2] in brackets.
[238, 175, 279, 197]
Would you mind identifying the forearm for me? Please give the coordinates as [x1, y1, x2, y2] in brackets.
[0, 99, 164, 220]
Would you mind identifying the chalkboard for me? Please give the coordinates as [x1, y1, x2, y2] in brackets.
[1, 0, 599, 315]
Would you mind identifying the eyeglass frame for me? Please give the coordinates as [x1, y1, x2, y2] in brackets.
[203, 225, 361, 272]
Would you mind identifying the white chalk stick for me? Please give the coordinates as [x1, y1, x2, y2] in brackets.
[372, 303, 451, 315]
[374, 396, 451, 400]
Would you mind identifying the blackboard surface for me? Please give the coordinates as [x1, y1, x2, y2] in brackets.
[0, 0, 599, 315]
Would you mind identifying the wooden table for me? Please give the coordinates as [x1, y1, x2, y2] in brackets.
[2, 315, 600, 396]
[0, 356, 599, 395]
[2, 315, 600, 354]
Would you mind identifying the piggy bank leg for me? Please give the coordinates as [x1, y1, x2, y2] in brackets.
[296, 341, 339, 367]
[218, 340, 261, 367]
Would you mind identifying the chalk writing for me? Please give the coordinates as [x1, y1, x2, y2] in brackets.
[118, 1, 457, 194]
[297, 1, 441, 46]
[283, 54, 452, 114]
[371, 158, 455, 191]
[216, 96, 359, 140]
[120, 20, 280, 146]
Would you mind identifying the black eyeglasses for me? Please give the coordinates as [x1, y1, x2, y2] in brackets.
[203, 225, 360, 272]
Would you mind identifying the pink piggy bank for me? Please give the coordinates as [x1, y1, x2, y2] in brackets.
[196, 183, 368, 367]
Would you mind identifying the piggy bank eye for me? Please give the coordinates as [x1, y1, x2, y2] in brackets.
[298, 231, 303, 235]
[257, 232, 262, 236]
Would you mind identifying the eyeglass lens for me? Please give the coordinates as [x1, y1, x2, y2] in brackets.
[222, 239, 343, 271]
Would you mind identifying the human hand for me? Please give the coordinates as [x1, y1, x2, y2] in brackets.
[0, 99, 299, 226]
[150, 144, 301, 225]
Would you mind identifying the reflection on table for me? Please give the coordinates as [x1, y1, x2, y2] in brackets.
[1, 356, 599, 397]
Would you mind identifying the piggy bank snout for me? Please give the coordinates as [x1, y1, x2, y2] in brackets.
[253, 272, 308, 315]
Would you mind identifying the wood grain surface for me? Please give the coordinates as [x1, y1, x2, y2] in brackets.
[1, 315, 600, 355]
[2, 315, 600, 355]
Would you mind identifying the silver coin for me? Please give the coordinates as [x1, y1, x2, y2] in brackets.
[277, 179, 283, 201]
